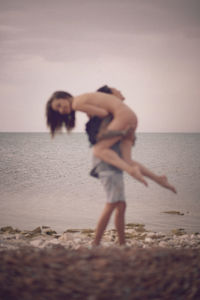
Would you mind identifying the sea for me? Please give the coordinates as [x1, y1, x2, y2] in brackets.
[0, 132, 200, 234]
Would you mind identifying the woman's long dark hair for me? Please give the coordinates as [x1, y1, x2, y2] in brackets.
[46, 91, 76, 137]
[85, 85, 112, 145]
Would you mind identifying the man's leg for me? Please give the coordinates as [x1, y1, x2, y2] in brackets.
[114, 201, 126, 245]
[93, 203, 117, 246]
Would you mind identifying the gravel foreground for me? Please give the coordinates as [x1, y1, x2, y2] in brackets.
[0, 224, 200, 300]
[0, 246, 200, 300]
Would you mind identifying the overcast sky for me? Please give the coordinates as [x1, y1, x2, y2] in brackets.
[0, 0, 200, 132]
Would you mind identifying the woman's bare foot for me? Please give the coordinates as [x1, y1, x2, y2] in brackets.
[129, 165, 148, 187]
[158, 175, 177, 193]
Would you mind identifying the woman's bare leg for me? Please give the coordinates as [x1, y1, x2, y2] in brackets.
[93, 136, 148, 186]
[114, 202, 126, 245]
[93, 114, 148, 186]
[120, 139, 177, 193]
[133, 161, 177, 193]
[93, 203, 117, 246]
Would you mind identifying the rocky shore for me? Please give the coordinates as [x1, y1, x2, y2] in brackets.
[0, 223, 200, 250]
[0, 224, 200, 299]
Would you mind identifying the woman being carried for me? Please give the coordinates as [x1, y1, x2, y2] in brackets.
[46, 90, 176, 193]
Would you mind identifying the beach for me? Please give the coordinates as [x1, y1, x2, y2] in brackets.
[1, 133, 200, 299]
[0, 224, 200, 300]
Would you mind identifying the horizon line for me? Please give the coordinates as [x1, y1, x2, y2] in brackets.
[0, 131, 199, 134]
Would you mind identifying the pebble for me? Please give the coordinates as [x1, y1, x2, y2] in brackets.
[159, 241, 168, 247]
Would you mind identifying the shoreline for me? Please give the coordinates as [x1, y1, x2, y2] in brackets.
[1, 223, 200, 250]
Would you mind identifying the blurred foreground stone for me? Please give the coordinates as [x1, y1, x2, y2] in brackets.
[0, 246, 200, 300]
[0, 225, 200, 299]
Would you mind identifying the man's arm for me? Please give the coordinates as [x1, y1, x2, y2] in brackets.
[97, 128, 131, 140]
[97, 127, 136, 144]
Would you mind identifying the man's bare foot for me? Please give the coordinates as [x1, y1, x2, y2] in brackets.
[91, 241, 101, 248]
[129, 165, 148, 187]
[158, 175, 177, 193]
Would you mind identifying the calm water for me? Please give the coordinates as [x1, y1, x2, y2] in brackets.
[0, 132, 200, 233]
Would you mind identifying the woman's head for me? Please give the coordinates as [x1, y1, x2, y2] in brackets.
[46, 91, 75, 137]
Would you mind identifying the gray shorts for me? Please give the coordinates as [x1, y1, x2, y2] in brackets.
[99, 170, 125, 203]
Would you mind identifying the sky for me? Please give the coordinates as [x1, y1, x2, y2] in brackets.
[0, 0, 200, 132]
